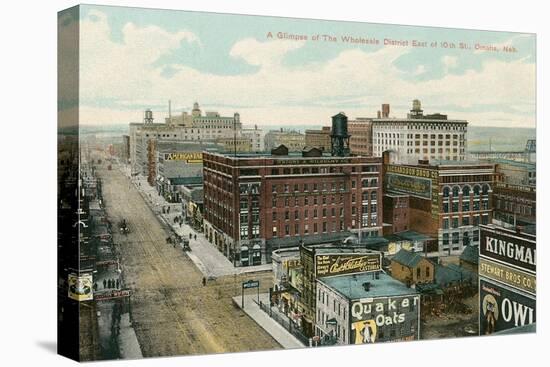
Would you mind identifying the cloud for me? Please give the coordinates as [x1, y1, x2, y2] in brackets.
[78, 10, 535, 128]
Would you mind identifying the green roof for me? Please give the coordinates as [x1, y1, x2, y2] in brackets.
[319, 272, 418, 301]
[392, 249, 425, 268]
[459, 245, 479, 265]
[434, 264, 476, 287]
[396, 231, 432, 242]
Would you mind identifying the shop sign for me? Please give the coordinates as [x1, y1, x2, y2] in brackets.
[315, 253, 381, 277]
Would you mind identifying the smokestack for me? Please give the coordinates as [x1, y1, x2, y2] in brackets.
[382, 104, 390, 118]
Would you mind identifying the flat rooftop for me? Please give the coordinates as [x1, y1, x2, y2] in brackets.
[319, 272, 418, 300]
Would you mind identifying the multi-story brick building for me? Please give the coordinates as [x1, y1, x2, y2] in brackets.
[305, 127, 331, 152]
[383, 193, 410, 235]
[202, 149, 384, 267]
[493, 182, 536, 228]
[383, 153, 497, 255]
[349, 118, 374, 156]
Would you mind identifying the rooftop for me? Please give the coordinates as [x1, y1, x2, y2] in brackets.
[490, 158, 536, 169]
[459, 245, 479, 265]
[319, 272, 418, 300]
[392, 249, 425, 268]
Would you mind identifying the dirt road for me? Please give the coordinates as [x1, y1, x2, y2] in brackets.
[99, 166, 280, 357]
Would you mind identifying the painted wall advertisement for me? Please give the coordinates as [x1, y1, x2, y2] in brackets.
[480, 229, 536, 273]
[385, 165, 439, 218]
[350, 295, 420, 344]
[479, 279, 535, 335]
[163, 152, 202, 163]
[386, 174, 431, 199]
[68, 273, 93, 301]
[315, 253, 381, 277]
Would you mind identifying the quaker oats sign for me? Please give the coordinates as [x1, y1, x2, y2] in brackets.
[350, 295, 420, 343]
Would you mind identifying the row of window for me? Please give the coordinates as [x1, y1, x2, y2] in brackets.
[442, 199, 489, 213]
[442, 214, 489, 229]
[274, 221, 345, 236]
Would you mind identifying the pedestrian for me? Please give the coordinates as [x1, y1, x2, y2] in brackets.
[103, 279, 107, 289]
[168, 206, 170, 214]
[194, 234, 197, 240]
[93, 282, 98, 291]
[202, 277, 206, 286]
[189, 233, 192, 240]
[116, 279, 120, 289]
[179, 221, 182, 228]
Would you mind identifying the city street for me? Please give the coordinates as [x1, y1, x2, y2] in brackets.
[98, 164, 280, 357]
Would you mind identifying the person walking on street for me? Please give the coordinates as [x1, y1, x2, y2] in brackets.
[103, 279, 107, 289]
[189, 233, 192, 240]
[194, 234, 197, 240]
[116, 279, 120, 289]
[202, 277, 206, 286]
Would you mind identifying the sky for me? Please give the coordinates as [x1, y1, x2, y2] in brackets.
[59, 4, 536, 128]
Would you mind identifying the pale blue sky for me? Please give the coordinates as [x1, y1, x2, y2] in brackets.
[63, 4, 536, 127]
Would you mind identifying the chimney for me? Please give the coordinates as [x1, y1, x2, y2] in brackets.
[377, 111, 381, 118]
[382, 104, 390, 118]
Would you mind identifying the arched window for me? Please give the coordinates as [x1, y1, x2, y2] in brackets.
[452, 186, 460, 197]
[462, 185, 470, 196]
[482, 184, 490, 194]
[473, 185, 481, 196]
[443, 186, 450, 198]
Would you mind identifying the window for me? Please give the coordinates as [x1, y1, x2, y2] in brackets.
[416, 268, 421, 278]
[426, 267, 430, 278]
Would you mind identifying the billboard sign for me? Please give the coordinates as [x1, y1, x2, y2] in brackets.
[480, 227, 536, 273]
[242, 280, 260, 289]
[350, 295, 420, 344]
[386, 173, 431, 199]
[95, 289, 131, 301]
[163, 152, 203, 163]
[479, 279, 535, 335]
[315, 253, 381, 277]
[479, 258, 536, 296]
[68, 273, 93, 301]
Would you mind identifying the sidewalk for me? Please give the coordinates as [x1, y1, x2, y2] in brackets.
[232, 293, 305, 349]
[118, 164, 272, 278]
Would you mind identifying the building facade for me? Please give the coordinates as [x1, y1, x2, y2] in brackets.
[264, 129, 306, 152]
[390, 249, 435, 286]
[305, 127, 331, 152]
[384, 156, 497, 255]
[493, 182, 536, 228]
[129, 103, 244, 176]
[349, 118, 374, 156]
[241, 125, 265, 152]
[372, 100, 467, 164]
[316, 272, 420, 345]
[202, 151, 384, 267]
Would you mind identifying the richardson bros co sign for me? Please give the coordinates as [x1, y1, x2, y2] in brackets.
[315, 253, 382, 278]
[350, 295, 420, 344]
[479, 225, 536, 334]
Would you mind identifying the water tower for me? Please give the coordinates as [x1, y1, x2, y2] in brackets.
[330, 112, 350, 157]
[143, 109, 154, 124]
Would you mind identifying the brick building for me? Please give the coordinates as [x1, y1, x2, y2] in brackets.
[383, 193, 410, 235]
[348, 118, 374, 156]
[493, 182, 536, 228]
[305, 127, 331, 152]
[383, 153, 497, 255]
[202, 150, 383, 267]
